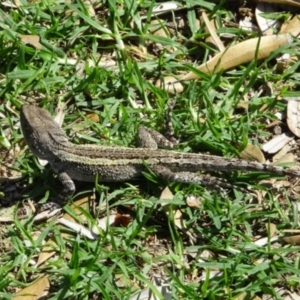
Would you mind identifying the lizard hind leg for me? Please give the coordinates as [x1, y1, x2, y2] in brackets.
[137, 126, 176, 149]
[137, 99, 179, 150]
[150, 165, 251, 195]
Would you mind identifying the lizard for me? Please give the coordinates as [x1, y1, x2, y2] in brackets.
[20, 104, 300, 210]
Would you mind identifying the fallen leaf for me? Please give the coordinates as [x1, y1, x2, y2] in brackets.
[13, 0, 22, 7]
[234, 292, 262, 300]
[240, 144, 265, 163]
[155, 76, 183, 94]
[186, 195, 201, 208]
[160, 187, 185, 230]
[63, 196, 91, 222]
[255, 3, 280, 34]
[152, 2, 179, 14]
[86, 113, 100, 123]
[201, 11, 225, 51]
[13, 276, 50, 300]
[254, 236, 278, 246]
[258, 0, 300, 9]
[276, 53, 291, 73]
[36, 238, 57, 267]
[58, 218, 99, 240]
[2, 1, 17, 7]
[150, 19, 169, 38]
[266, 223, 277, 237]
[93, 214, 117, 233]
[274, 152, 296, 165]
[282, 235, 300, 245]
[19, 34, 42, 50]
[281, 14, 300, 36]
[180, 34, 292, 81]
[262, 132, 294, 154]
[287, 100, 300, 137]
[239, 18, 257, 32]
[272, 145, 293, 161]
[83, 0, 95, 17]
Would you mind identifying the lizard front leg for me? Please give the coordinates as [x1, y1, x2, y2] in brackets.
[137, 99, 178, 149]
[138, 126, 176, 149]
[37, 171, 75, 212]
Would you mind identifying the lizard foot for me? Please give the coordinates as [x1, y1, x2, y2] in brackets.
[37, 201, 62, 213]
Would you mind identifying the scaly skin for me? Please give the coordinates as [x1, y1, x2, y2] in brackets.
[20, 104, 300, 208]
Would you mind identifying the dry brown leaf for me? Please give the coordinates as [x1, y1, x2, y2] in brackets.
[287, 100, 300, 137]
[13, 0, 22, 7]
[114, 273, 134, 288]
[262, 132, 294, 154]
[0, 206, 18, 222]
[186, 195, 201, 208]
[272, 145, 292, 161]
[258, 0, 300, 8]
[53, 103, 66, 127]
[150, 19, 169, 38]
[159, 187, 185, 229]
[274, 152, 296, 165]
[256, 3, 279, 35]
[64, 0, 95, 19]
[237, 101, 250, 110]
[254, 236, 278, 246]
[282, 229, 300, 233]
[180, 34, 292, 81]
[63, 196, 91, 222]
[201, 11, 225, 51]
[234, 292, 262, 300]
[152, 2, 180, 15]
[0, 146, 23, 182]
[239, 18, 257, 32]
[199, 250, 222, 281]
[281, 15, 300, 36]
[266, 223, 277, 237]
[258, 178, 276, 188]
[94, 214, 132, 232]
[86, 113, 100, 123]
[240, 144, 265, 163]
[36, 238, 57, 267]
[282, 235, 300, 245]
[58, 218, 99, 240]
[160, 186, 174, 202]
[33, 208, 62, 222]
[155, 75, 183, 93]
[19, 34, 42, 50]
[276, 53, 291, 73]
[12, 276, 50, 300]
[273, 180, 290, 189]
[257, 178, 277, 199]
[93, 215, 117, 233]
[2, 1, 17, 7]
[83, 0, 95, 17]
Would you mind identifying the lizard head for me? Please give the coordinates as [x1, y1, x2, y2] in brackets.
[20, 104, 68, 160]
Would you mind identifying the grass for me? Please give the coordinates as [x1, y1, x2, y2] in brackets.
[1, 0, 300, 299]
